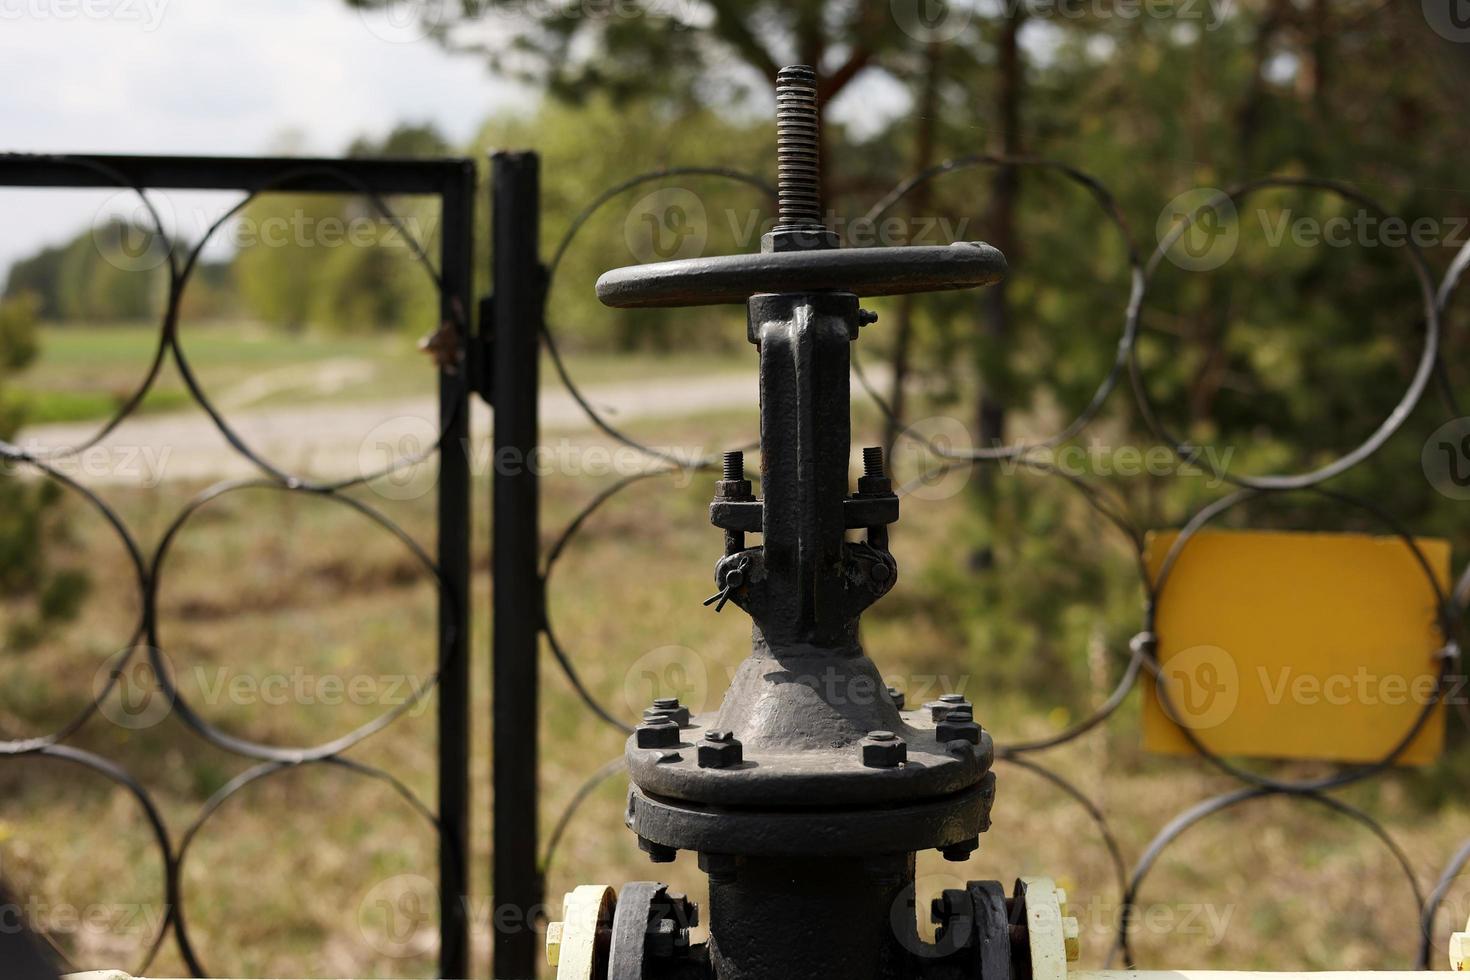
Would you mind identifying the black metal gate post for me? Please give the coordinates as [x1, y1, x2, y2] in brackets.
[438, 159, 477, 980]
[490, 150, 545, 980]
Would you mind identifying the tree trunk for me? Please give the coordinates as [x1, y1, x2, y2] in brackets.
[883, 41, 944, 463]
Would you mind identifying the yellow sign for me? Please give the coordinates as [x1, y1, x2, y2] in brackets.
[1142, 529, 1451, 765]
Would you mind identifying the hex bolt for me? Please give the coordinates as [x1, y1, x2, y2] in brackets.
[636, 717, 681, 748]
[941, 836, 979, 862]
[545, 920, 564, 966]
[863, 446, 884, 479]
[937, 704, 982, 745]
[645, 698, 692, 728]
[927, 692, 971, 722]
[698, 729, 744, 769]
[887, 686, 905, 710]
[861, 730, 907, 768]
[715, 450, 754, 555]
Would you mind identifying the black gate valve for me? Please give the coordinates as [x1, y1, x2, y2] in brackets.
[597, 64, 1007, 980]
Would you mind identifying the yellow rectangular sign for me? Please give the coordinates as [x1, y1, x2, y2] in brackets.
[1142, 529, 1451, 765]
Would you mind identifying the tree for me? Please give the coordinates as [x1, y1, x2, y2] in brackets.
[0, 294, 91, 650]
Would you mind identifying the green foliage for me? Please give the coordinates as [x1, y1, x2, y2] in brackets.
[0, 295, 90, 650]
[471, 96, 774, 353]
[4, 222, 167, 321]
[231, 123, 450, 335]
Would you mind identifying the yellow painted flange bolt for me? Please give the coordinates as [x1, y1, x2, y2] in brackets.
[1451, 918, 1468, 971]
[546, 920, 564, 967]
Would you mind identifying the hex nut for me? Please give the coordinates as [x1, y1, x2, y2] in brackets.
[927, 693, 971, 722]
[937, 706, 981, 745]
[941, 836, 978, 862]
[545, 921, 563, 966]
[698, 730, 743, 769]
[646, 698, 691, 727]
[639, 836, 677, 864]
[636, 718, 680, 748]
[861, 730, 907, 768]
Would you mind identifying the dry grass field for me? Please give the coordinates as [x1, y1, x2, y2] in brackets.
[1, 378, 1467, 978]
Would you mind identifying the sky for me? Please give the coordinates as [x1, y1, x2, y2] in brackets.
[0, 0, 527, 274]
[0, 0, 912, 277]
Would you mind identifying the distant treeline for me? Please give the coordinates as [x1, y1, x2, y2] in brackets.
[1, 123, 451, 332]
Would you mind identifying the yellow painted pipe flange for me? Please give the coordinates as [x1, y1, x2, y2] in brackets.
[547, 884, 617, 980]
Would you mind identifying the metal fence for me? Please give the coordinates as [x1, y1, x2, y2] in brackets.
[494, 157, 1470, 977]
[2, 149, 1468, 980]
[0, 152, 476, 978]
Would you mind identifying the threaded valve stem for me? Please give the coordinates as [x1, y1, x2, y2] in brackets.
[775, 65, 823, 231]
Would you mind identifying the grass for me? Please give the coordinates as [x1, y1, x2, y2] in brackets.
[0, 398, 1467, 979]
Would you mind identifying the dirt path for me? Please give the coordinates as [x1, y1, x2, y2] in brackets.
[11, 368, 888, 486]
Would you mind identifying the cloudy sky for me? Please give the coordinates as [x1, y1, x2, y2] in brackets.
[0, 0, 526, 273]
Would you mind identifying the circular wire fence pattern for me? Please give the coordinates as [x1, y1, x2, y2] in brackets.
[538, 160, 1470, 971]
[0, 159, 466, 977]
